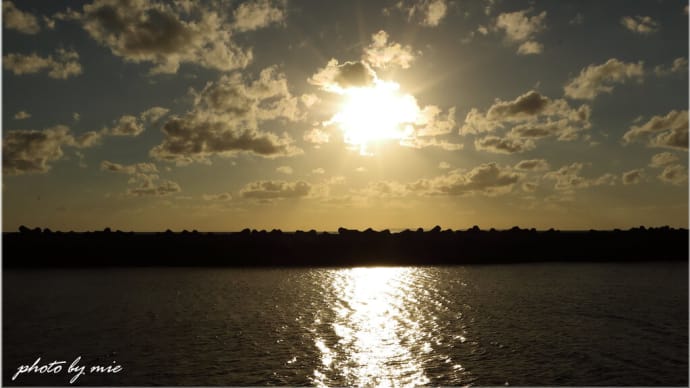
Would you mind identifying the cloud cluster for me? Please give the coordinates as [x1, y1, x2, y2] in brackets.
[151, 67, 304, 164]
[202, 192, 233, 201]
[495, 9, 547, 55]
[388, 0, 448, 27]
[514, 159, 550, 171]
[564, 58, 644, 100]
[649, 152, 679, 168]
[654, 57, 688, 76]
[100, 159, 181, 197]
[101, 106, 169, 137]
[622, 110, 688, 150]
[3, 125, 100, 175]
[78, 0, 252, 74]
[409, 163, 522, 196]
[622, 169, 644, 185]
[3, 1, 40, 34]
[240, 180, 311, 199]
[363, 30, 416, 69]
[462, 90, 592, 152]
[621, 15, 659, 34]
[308, 59, 376, 92]
[14, 111, 31, 120]
[543, 163, 617, 190]
[3, 48, 82, 79]
[232, 0, 286, 32]
[657, 164, 688, 185]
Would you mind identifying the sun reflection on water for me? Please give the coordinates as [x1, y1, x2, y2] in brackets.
[311, 267, 431, 387]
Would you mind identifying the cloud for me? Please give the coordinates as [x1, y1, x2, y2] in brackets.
[3, 1, 40, 34]
[474, 135, 535, 154]
[389, 0, 448, 27]
[3, 48, 82, 79]
[13, 111, 31, 120]
[104, 115, 145, 137]
[3, 125, 99, 175]
[415, 106, 456, 136]
[649, 152, 679, 168]
[622, 169, 644, 185]
[79, 0, 252, 74]
[563, 58, 644, 100]
[495, 9, 547, 55]
[240, 180, 311, 199]
[654, 57, 688, 76]
[461, 90, 592, 141]
[658, 164, 688, 185]
[276, 165, 293, 175]
[303, 128, 331, 145]
[438, 161, 451, 169]
[100, 160, 158, 174]
[312, 168, 325, 174]
[621, 15, 659, 34]
[151, 67, 304, 164]
[543, 163, 617, 190]
[128, 179, 181, 197]
[514, 159, 550, 171]
[622, 110, 688, 150]
[73, 112, 81, 121]
[363, 30, 416, 69]
[308, 59, 376, 92]
[140, 106, 170, 123]
[409, 162, 522, 196]
[202, 192, 232, 201]
[517, 40, 543, 55]
[232, 0, 286, 32]
[402, 137, 464, 150]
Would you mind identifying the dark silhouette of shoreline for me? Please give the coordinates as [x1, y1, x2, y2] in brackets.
[3, 225, 688, 268]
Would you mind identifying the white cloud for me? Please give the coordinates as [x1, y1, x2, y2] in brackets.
[495, 9, 547, 55]
[564, 58, 644, 100]
[276, 165, 293, 175]
[79, 0, 252, 74]
[390, 0, 448, 27]
[73, 112, 81, 122]
[232, 0, 286, 32]
[312, 168, 325, 174]
[622, 169, 644, 185]
[363, 30, 416, 69]
[3, 1, 40, 34]
[438, 162, 451, 169]
[3, 48, 82, 79]
[621, 15, 659, 34]
[13, 111, 30, 120]
[105, 115, 145, 137]
[140, 106, 170, 123]
[622, 110, 688, 150]
[303, 128, 331, 145]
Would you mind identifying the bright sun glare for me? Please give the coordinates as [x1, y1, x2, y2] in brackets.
[329, 80, 420, 155]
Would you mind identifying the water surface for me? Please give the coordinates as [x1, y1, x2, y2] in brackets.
[3, 262, 687, 385]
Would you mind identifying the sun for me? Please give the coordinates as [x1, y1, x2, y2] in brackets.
[328, 80, 420, 154]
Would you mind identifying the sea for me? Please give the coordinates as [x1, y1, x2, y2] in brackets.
[3, 262, 688, 386]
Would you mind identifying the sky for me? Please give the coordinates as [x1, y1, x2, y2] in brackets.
[2, 0, 688, 232]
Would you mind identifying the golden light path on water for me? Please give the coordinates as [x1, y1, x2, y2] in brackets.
[308, 267, 465, 387]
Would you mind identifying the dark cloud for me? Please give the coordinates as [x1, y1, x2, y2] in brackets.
[622, 169, 644, 185]
[79, 0, 252, 74]
[658, 164, 688, 185]
[409, 163, 522, 196]
[543, 163, 617, 190]
[514, 159, 550, 171]
[474, 135, 534, 154]
[3, 125, 99, 175]
[308, 59, 376, 91]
